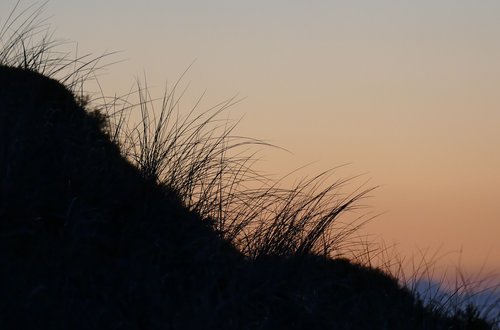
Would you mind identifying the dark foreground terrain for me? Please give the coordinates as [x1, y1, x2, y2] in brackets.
[0, 65, 494, 329]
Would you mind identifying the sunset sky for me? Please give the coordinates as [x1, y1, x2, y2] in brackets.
[2, 0, 499, 277]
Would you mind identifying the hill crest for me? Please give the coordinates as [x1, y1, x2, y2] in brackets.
[0, 65, 494, 329]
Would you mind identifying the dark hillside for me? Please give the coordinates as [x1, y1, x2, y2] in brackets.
[0, 65, 493, 329]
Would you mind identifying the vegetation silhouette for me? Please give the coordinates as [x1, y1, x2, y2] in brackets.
[0, 1, 497, 329]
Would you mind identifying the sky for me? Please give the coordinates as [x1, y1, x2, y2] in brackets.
[2, 0, 499, 279]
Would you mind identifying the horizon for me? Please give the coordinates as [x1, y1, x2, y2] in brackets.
[1, 0, 499, 280]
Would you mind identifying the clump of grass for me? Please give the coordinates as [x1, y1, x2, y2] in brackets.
[358, 242, 500, 328]
[407, 256, 500, 328]
[106, 72, 375, 259]
[0, 0, 117, 95]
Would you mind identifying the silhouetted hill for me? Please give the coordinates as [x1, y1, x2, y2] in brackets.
[0, 65, 494, 329]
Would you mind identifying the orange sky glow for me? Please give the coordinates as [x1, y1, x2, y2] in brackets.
[2, 0, 499, 282]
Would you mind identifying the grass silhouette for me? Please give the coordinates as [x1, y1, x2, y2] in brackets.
[1, 1, 498, 329]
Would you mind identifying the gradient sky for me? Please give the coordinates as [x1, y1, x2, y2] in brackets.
[2, 0, 499, 277]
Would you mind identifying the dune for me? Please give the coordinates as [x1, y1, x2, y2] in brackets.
[0, 65, 495, 329]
